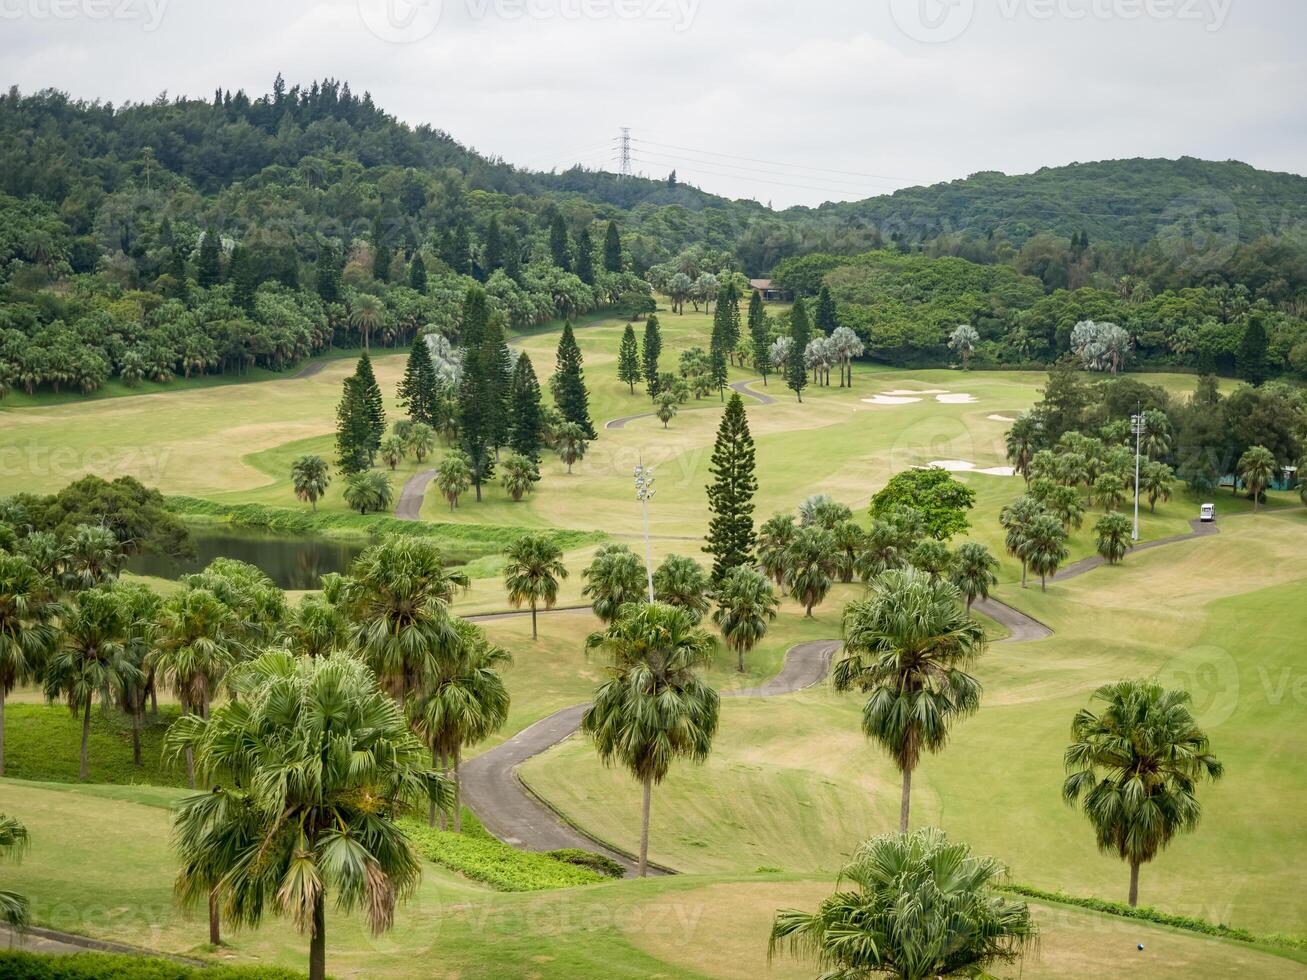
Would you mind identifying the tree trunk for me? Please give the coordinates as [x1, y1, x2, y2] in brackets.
[1128, 859, 1141, 907]
[209, 888, 221, 946]
[0, 691, 6, 777]
[429, 746, 440, 828]
[737, 648, 745, 673]
[309, 890, 326, 980]
[639, 773, 653, 878]
[1021, 561, 1028, 589]
[131, 697, 143, 767]
[150, 684, 158, 718]
[182, 704, 195, 789]
[899, 765, 912, 833]
[79, 697, 92, 782]
[531, 604, 538, 641]
[453, 745, 462, 833]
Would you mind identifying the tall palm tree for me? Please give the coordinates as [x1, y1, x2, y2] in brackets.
[1023, 514, 1069, 591]
[168, 652, 451, 980]
[112, 581, 162, 767]
[503, 534, 568, 640]
[782, 525, 837, 618]
[949, 543, 999, 612]
[499, 453, 540, 502]
[1238, 445, 1277, 512]
[0, 554, 60, 776]
[1005, 416, 1040, 484]
[1095, 512, 1133, 565]
[408, 619, 511, 830]
[999, 496, 1041, 590]
[60, 523, 122, 591]
[582, 603, 720, 876]
[830, 520, 865, 584]
[554, 421, 589, 474]
[770, 828, 1035, 980]
[0, 814, 29, 930]
[290, 455, 331, 512]
[1063, 680, 1223, 907]
[756, 513, 797, 587]
[344, 471, 394, 515]
[279, 596, 350, 658]
[42, 588, 139, 782]
[348, 293, 386, 350]
[1141, 408, 1171, 460]
[582, 544, 648, 625]
[1141, 461, 1174, 512]
[652, 555, 711, 624]
[833, 569, 985, 832]
[711, 566, 779, 673]
[406, 423, 436, 463]
[436, 451, 472, 511]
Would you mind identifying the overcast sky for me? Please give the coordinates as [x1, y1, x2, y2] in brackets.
[3, 0, 1304, 207]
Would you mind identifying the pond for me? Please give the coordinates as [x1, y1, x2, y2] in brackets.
[126, 526, 371, 591]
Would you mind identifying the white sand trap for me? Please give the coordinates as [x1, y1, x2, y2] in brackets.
[988, 414, 1018, 423]
[936, 393, 977, 404]
[882, 388, 949, 396]
[863, 395, 922, 406]
[927, 460, 1016, 477]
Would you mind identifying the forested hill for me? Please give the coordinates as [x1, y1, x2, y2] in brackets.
[807, 158, 1307, 250]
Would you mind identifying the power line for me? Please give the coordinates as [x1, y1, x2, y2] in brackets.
[630, 149, 885, 195]
[628, 154, 872, 198]
[632, 137, 912, 186]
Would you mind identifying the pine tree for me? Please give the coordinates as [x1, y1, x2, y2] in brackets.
[603, 221, 623, 273]
[354, 351, 386, 452]
[503, 227, 522, 281]
[710, 292, 731, 401]
[642, 315, 663, 400]
[748, 291, 770, 385]
[197, 226, 221, 288]
[461, 286, 490, 351]
[372, 216, 392, 283]
[552, 321, 596, 439]
[229, 244, 256, 313]
[617, 324, 641, 394]
[575, 228, 596, 285]
[457, 337, 495, 502]
[409, 254, 428, 293]
[398, 335, 437, 426]
[480, 316, 512, 449]
[704, 393, 758, 583]
[442, 224, 470, 275]
[1238, 315, 1269, 385]
[549, 214, 571, 272]
[335, 375, 372, 474]
[814, 286, 838, 336]
[787, 297, 812, 403]
[316, 241, 341, 304]
[507, 353, 545, 462]
[483, 216, 505, 275]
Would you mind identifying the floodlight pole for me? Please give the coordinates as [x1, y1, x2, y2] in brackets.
[634, 458, 656, 602]
[1131, 412, 1143, 542]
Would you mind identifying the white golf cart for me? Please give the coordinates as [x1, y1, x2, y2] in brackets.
[1200, 503, 1216, 523]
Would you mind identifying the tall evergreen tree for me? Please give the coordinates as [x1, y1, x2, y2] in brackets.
[748, 291, 771, 385]
[704, 394, 758, 583]
[461, 286, 490, 351]
[814, 286, 838, 336]
[603, 221, 623, 273]
[316, 241, 341, 304]
[398, 336, 437, 427]
[229, 245, 256, 313]
[575, 228, 596, 285]
[442, 224, 470, 275]
[549, 214, 571, 272]
[502, 227, 522, 281]
[480, 317, 512, 450]
[371, 216, 392, 283]
[642, 315, 663, 400]
[335, 375, 372, 474]
[196, 226, 221, 288]
[552, 321, 596, 439]
[618, 325, 641, 394]
[354, 352, 386, 453]
[710, 286, 733, 399]
[1238, 314, 1269, 385]
[483, 216, 505, 275]
[507, 353, 545, 462]
[787, 298, 812, 403]
[457, 338, 495, 503]
[408, 254, 428, 293]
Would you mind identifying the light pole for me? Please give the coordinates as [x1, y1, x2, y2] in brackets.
[1130, 412, 1144, 542]
[634, 459, 656, 602]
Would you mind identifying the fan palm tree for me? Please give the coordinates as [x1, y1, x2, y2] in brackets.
[554, 421, 589, 473]
[503, 534, 568, 640]
[408, 619, 511, 830]
[1141, 461, 1174, 512]
[770, 828, 1035, 980]
[652, 555, 711, 624]
[711, 566, 779, 673]
[1094, 473, 1127, 512]
[112, 581, 162, 767]
[756, 513, 797, 586]
[830, 520, 865, 584]
[949, 543, 999, 612]
[856, 511, 922, 583]
[582, 544, 648, 625]
[60, 523, 122, 591]
[290, 455, 331, 512]
[907, 540, 952, 581]
[499, 453, 540, 502]
[406, 423, 436, 463]
[0, 554, 60, 776]
[1023, 513, 1069, 591]
[999, 496, 1043, 589]
[43, 587, 140, 782]
[279, 595, 350, 658]
[782, 526, 837, 618]
[833, 569, 985, 831]
[436, 451, 472, 511]
[1095, 512, 1133, 565]
[167, 652, 451, 980]
[1063, 680, 1223, 906]
[948, 324, 981, 371]
[348, 293, 386, 349]
[344, 471, 394, 515]
[379, 435, 406, 470]
[1141, 408, 1171, 460]
[582, 603, 720, 876]
[1005, 416, 1040, 484]
[1238, 445, 1277, 512]
[0, 814, 29, 930]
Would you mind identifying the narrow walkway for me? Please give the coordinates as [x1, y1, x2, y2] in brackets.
[394, 469, 437, 521]
[292, 358, 330, 379]
[605, 377, 776, 430]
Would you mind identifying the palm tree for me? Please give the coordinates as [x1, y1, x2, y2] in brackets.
[348, 293, 386, 349]
[582, 544, 648, 625]
[112, 581, 162, 767]
[408, 619, 511, 830]
[0, 554, 60, 776]
[42, 588, 139, 782]
[582, 603, 720, 876]
[1141, 461, 1174, 512]
[782, 526, 837, 618]
[406, 422, 436, 463]
[0, 814, 29, 930]
[856, 512, 921, 583]
[948, 324, 980, 371]
[60, 524, 122, 591]
[949, 543, 999, 612]
[344, 471, 394, 515]
[1095, 512, 1133, 565]
[290, 455, 331, 511]
[756, 513, 796, 586]
[711, 566, 779, 673]
[907, 540, 951, 581]
[770, 828, 1035, 980]
[436, 451, 472, 510]
[499, 453, 540, 502]
[833, 569, 985, 831]
[167, 652, 451, 980]
[830, 520, 865, 584]
[1005, 416, 1040, 484]
[656, 392, 679, 428]
[554, 421, 589, 474]
[652, 555, 711, 624]
[1023, 513, 1069, 591]
[1141, 408, 1171, 460]
[1094, 473, 1127, 512]
[999, 497, 1043, 590]
[1063, 680, 1223, 907]
[380, 435, 406, 470]
[503, 534, 568, 640]
[1238, 445, 1277, 512]
[278, 595, 350, 658]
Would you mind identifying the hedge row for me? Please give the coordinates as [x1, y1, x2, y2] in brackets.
[0, 951, 303, 979]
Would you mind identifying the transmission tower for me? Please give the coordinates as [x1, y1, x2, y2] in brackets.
[618, 127, 632, 178]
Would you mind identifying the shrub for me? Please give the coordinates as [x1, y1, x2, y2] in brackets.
[544, 849, 625, 879]
[0, 951, 304, 979]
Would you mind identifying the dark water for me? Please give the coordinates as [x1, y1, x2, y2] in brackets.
[126, 526, 370, 590]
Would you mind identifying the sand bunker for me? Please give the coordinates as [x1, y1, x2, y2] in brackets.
[882, 388, 949, 396]
[935, 393, 978, 404]
[927, 460, 1016, 477]
[987, 414, 1018, 423]
[863, 395, 922, 406]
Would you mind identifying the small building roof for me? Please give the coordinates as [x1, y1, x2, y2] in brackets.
[750, 278, 773, 290]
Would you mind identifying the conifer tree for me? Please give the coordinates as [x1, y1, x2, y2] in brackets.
[196, 226, 221, 288]
[552, 321, 596, 439]
[408, 254, 428, 293]
[442, 224, 470, 275]
[549, 214, 571, 271]
[335, 375, 372, 474]
[371, 216, 392, 283]
[316, 241, 341, 304]
[457, 336, 495, 502]
[483, 216, 505, 275]
[787, 297, 812, 403]
[508, 353, 545, 462]
[704, 393, 758, 583]
[398, 335, 437, 426]
[480, 317, 513, 450]
[229, 244, 256, 312]
[503, 227, 522, 281]
[354, 351, 386, 452]
[1238, 314, 1269, 385]
[642, 315, 663, 400]
[748, 291, 771, 385]
[603, 221, 623, 273]
[575, 228, 596, 285]
[710, 286, 733, 399]
[618, 324, 642, 394]
[461, 286, 490, 350]
[814, 285, 838, 336]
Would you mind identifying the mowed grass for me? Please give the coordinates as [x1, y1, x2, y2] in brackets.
[2, 779, 1303, 979]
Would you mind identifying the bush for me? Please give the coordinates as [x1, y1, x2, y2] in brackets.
[402, 812, 606, 891]
[0, 951, 303, 979]
[544, 848, 625, 879]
